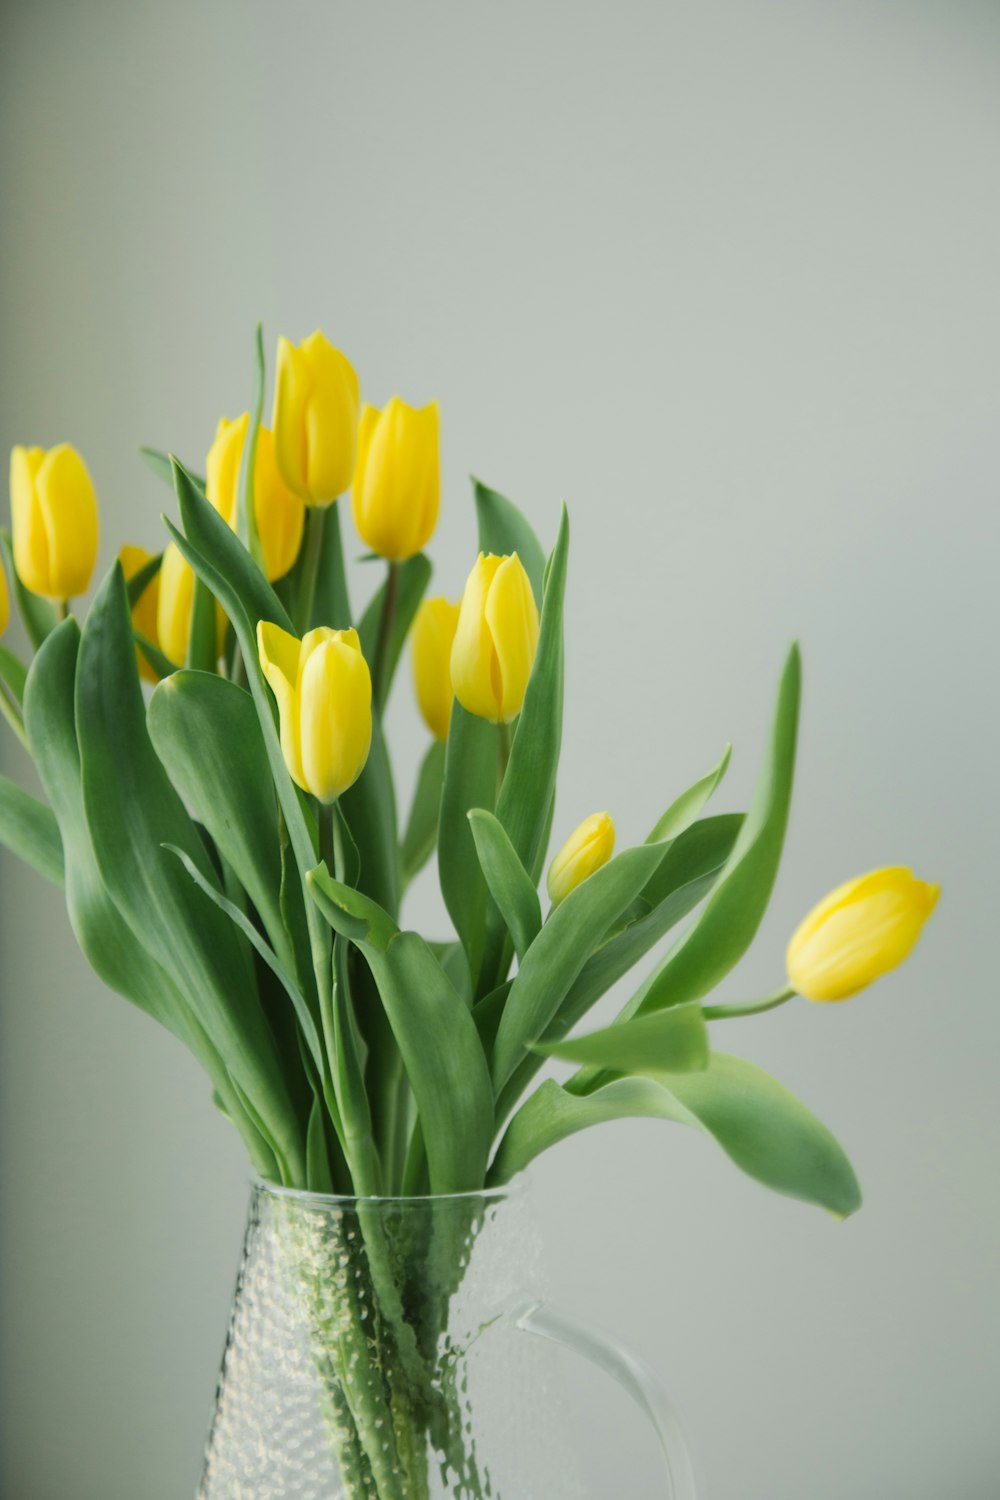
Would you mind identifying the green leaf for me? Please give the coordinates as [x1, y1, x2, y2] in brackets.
[495, 814, 744, 1121]
[438, 702, 496, 980]
[635, 645, 801, 1016]
[236, 324, 265, 569]
[534, 1003, 708, 1075]
[358, 554, 432, 714]
[0, 773, 63, 886]
[493, 505, 568, 884]
[140, 446, 205, 491]
[401, 738, 446, 889]
[134, 630, 177, 681]
[468, 809, 541, 962]
[308, 501, 352, 630]
[647, 744, 731, 844]
[74, 562, 304, 1182]
[186, 575, 218, 671]
[165, 842, 324, 1075]
[0, 642, 28, 706]
[0, 529, 57, 649]
[473, 478, 547, 608]
[308, 866, 494, 1192]
[147, 670, 294, 971]
[339, 714, 400, 919]
[491, 839, 674, 1092]
[23, 620, 278, 1177]
[490, 1053, 862, 1217]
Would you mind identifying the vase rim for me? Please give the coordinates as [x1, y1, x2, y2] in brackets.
[250, 1172, 527, 1207]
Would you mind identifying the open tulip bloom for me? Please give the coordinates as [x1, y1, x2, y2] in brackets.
[0, 327, 937, 1493]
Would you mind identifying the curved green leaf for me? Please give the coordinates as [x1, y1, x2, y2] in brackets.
[0, 642, 28, 706]
[534, 1003, 708, 1075]
[401, 738, 446, 889]
[0, 773, 63, 887]
[236, 324, 265, 568]
[438, 702, 496, 979]
[490, 1053, 862, 1217]
[0, 529, 56, 649]
[468, 809, 541, 961]
[646, 743, 731, 844]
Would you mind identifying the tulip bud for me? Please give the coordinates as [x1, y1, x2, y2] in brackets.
[352, 398, 440, 561]
[547, 812, 615, 905]
[786, 866, 940, 1002]
[119, 544, 161, 683]
[272, 332, 359, 505]
[450, 552, 539, 724]
[257, 621, 372, 803]
[156, 542, 226, 669]
[206, 415, 305, 582]
[411, 595, 461, 741]
[10, 443, 99, 600]
[0, 552, 9, 637]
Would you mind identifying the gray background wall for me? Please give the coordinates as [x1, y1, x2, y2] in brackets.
[1, 2, 997, 1497]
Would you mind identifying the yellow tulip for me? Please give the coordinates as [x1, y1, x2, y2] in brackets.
[205, 415, 305, 582]
[547, 812, 615, 905]
[157, 542, 226, 669]
[411, 595, 461, 741]
[786, 866, 940, 1002]
[10, 443, 99, 600]
[450, 552, 539, 724]
[119, 544, 161, 683]
[352, 398, 440, 561]
[257, 622, 372, 802]
[0, 552, 9, 636]
[272, 331, 359, 505]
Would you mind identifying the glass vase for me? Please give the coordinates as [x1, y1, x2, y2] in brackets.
[199, 1178, 697, 1499]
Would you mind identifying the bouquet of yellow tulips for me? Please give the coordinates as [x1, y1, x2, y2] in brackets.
[0, 325, 938, 1494]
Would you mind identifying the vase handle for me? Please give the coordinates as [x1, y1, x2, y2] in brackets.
[513, 1300, 699, 1499]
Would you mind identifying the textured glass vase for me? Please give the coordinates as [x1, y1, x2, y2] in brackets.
[199, 1179, 696, 1499]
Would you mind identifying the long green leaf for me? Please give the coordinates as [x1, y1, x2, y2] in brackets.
[491, 838, 674, 1092]
[533, 1003, 708, 1075]
[340, 715, 400, 919]
[0, 642, 28, 706]
[140, 446, 205, 491]
[74, 562, 304, 1181]
[490, 1053, 862, 1217]
[0, 773, 63, 886]
[647, 744, 731, 844]
[468, 809, 541, 961]
[0, 530, 57, 649]
[308, 866, 494, 1193]
[236, 324, 265, 568]
[635, 645, 800, 1016]
[473, 478, 547, 608]
[438, 702, 496, 979]
[401, 738, 446, 889]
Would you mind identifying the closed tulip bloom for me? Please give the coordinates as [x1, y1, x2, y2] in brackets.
[786, 866, 940, 1002]
[0, 553, 9, 636]
[450, 552, 539, 724]
[206, 414, 305, 581]
[547, 811, 615, 905]
[352, 398, 440, 561]
[10, 443, 99, 600]
[272, 331, 359, 505]
[257, 622, 372, 803]
[411, 595, 461, 741]
[119, 544, 161, 683]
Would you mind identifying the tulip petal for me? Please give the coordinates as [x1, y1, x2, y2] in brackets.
[11, 446, 51, 596]
[787, 866, 940, 1001]
[411, 595, 460, 741]
[272, 337, 311, 499]
[299, 635, 372, 802]
[486, 552, 540, 723]
[451, 553, 505, 722]
[157, 542, 195, 668]
[35, 444, 99, 599]
[257, 621, 306, 790]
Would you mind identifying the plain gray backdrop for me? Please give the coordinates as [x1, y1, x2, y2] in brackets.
[1, 2, 998, 1497]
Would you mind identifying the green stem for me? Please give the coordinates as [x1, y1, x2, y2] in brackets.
[295, 506, 328, 633]
[57, 598, 69, 621]
[496, 719, 512, 797]
[703, 985, 797, 1020]
[372, 561, 399, 710]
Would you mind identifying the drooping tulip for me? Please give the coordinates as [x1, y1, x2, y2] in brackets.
[547, 812, 616, 905]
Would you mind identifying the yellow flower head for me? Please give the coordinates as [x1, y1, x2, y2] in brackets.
[786, 866, 940, 1002]
[206, 414, 305, 582]
[410, 595, 461, 741]
[450, 552, 539, 724]
[257, 621, 372, 803]
[352, 398, 440, 561]
[156, 542, 226, 669]
[272, 331, 359, 506]
[10, 443, 99, 600]
[547, 811, 616, 905]
[119, 544, 161, 683]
